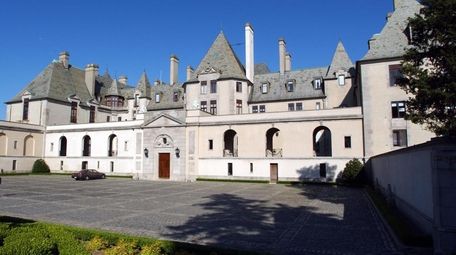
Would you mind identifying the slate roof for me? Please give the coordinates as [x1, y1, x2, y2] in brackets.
[326, 41, 354, 78]
[7, 62, 92, 104]
[147, 83, 184, 110]
[105, 79, 120, 96]
[250, 67, 327, 103]
[189, 32, 247, 82]
[362, 0, 422, 60]
[254, 63, 271, 75]
[136, 72, 151, 97]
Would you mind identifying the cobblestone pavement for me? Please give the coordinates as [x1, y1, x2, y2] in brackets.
[0, 176, 398, 254]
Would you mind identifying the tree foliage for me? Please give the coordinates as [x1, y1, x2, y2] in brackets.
[399, 0, 456, 136]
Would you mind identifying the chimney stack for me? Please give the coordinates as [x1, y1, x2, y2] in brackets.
[154, 80, 160, 86]
[170, 55, 179, 85]
[118, 75, 128, 88]
[85, 64, 99, 97]
[59, 51, 70, 69]
[245, 22, 254, 82]
[285, 53, 291, 72]
[186, 66, 194, 81]
[278, 38, 286, 74]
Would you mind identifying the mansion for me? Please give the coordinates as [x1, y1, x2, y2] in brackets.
[0, 0, 434, 182]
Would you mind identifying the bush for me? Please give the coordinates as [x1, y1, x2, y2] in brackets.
[31, 159, 50, 174]
[0, 226, 57, 255]
[140, 241, 163, 255]
[104, 239, 138, 255]
[44, 224, 89, 255]
[85, 236, 108, 253]
[339, 158, 364, 184]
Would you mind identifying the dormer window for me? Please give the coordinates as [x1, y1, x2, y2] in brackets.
[155, 93, 160, 103]
[200, 81, 207, 94]
[313, 79, 322, 90]
[22, 98, 29, 121]
[173, 91, 179, 102]
[338, 75, 345, 86]
[286, 80, 294, 92]
[261, 83, 269, 94]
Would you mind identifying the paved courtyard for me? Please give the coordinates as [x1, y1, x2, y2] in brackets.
[0, 175, 397, 254]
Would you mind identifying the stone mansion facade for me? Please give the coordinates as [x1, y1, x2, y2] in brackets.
[0, 0, 434, 182]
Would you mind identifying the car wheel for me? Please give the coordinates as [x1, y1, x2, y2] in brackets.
[85, 176, 89, 180]
[101, 175, 106, 179]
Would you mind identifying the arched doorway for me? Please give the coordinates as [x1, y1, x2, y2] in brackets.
[59, 136, 67, 156]
[266, 128, 282, 157]
[223, 129, 238, 157]
[23, 135, 34, 156]
[108, 134, 118, 156]
[313, 126, 332, 157]
[82, 135, 91, 156]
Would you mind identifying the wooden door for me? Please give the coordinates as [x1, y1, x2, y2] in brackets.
[270, 163, 278, 184]
[159, 153, 170, 179]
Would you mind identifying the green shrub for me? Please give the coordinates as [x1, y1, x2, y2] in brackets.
[339, 158, 364, 184]
[31, 159, 50, 174]
[85, 235, 108, 252]
[0, 226, 57, 255]
[104, 239, 138, 255]
[0, 223, 10, 246]
[43, 224, 89, 255]
[140, 241, 164, 255]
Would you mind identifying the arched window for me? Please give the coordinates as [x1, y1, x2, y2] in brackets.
[223, 129, 238, 157]
[0, 133, 7, 156]
[266, 128, 282, 157]
[59, 136, 67, 156]
[82, 135, 91, 156]
[108, 134, 118, 157]
[313, 126, 332, 157]
[23, 135, 35, 156]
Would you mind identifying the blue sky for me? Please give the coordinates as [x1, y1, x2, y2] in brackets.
[0, 0, 393, 120]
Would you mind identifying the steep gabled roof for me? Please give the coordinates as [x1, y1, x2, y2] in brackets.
[136, 71, 151, 97]
[362, 0, 422, 60]
[7, 62, 92, 104]
[105, 79, 120, 96]
[326, 41, 354, 78]
[190, 32, 246, 82]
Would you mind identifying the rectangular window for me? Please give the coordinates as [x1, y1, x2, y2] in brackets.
[259, 105, 266, 113]
[22, 98, 29, 121]
[13, 141, 17, 149]
[173, 91, 179, 102]
[208, 139, 213, 150]
[134, 94, 139, 107]
[118, 116, 121, 121]
[287, 81, 294, 92]
[296, 102, 303, 111]
[319, 163, 327, 178]
[252, 105, 258, 113]
[12, 160, 17, 171]
[316, 102, 321, 110]
[250, 163, 253, 173]
[261, 83, 268, 94]
[70, 102, 77, 123]
[200, 101, 207, 112]
[50, 143, 54, 152]
[82, 161, 88, 169]
[338, 75, 345, 86]
[155, 93, 160, 103]
[60, 161, 63, 170]
[236, 82, 242, 92]
[391, 101, 406, 118]
[110, 161, 114, 172]
[89, 106, 95, 123]
[288, 103, 295, 111]
[210, 80, 217, 93]
[393, 130, 407, 147]
[97, 161, 100, 169]
[344, 136, 352, 148]
[210, 100, 217, 115]
[124, 141, 128, 151]
[313, 79, 322, 89]
[107, 116, 111, 122]
[228, 163, 233, 176]
[236, 100, 242, 114]
[389, 64, 402, 86]
[200, 81, 207, 94]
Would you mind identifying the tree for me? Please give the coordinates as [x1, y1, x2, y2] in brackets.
[399, 0, 456, 136]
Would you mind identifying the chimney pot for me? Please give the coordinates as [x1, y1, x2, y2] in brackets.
[85, 63, 99, 97]
[186, 66, 194, 81]
[245, 22, 254, 82]
[59, 51, 70, 69]
[279, 39, 286, 74]
[118, 75, 128, 88]
[285, 53, 292, 72]
[170, 55, 179, 85]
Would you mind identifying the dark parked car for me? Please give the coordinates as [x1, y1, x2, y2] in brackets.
[71, 169, 106, 180]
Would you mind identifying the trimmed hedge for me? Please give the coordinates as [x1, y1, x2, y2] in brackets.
[31, 159, 50, 174]
[1, 226, 57, 255]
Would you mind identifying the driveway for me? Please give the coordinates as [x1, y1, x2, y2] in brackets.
[0, 175, 397, 254]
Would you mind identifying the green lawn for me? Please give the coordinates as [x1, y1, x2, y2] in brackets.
[0, 216, 262, 255]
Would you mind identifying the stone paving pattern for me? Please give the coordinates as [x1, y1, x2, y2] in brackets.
[0, 176, 398, 254]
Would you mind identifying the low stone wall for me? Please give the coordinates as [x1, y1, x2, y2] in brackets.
[366, 137, 456, 254]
